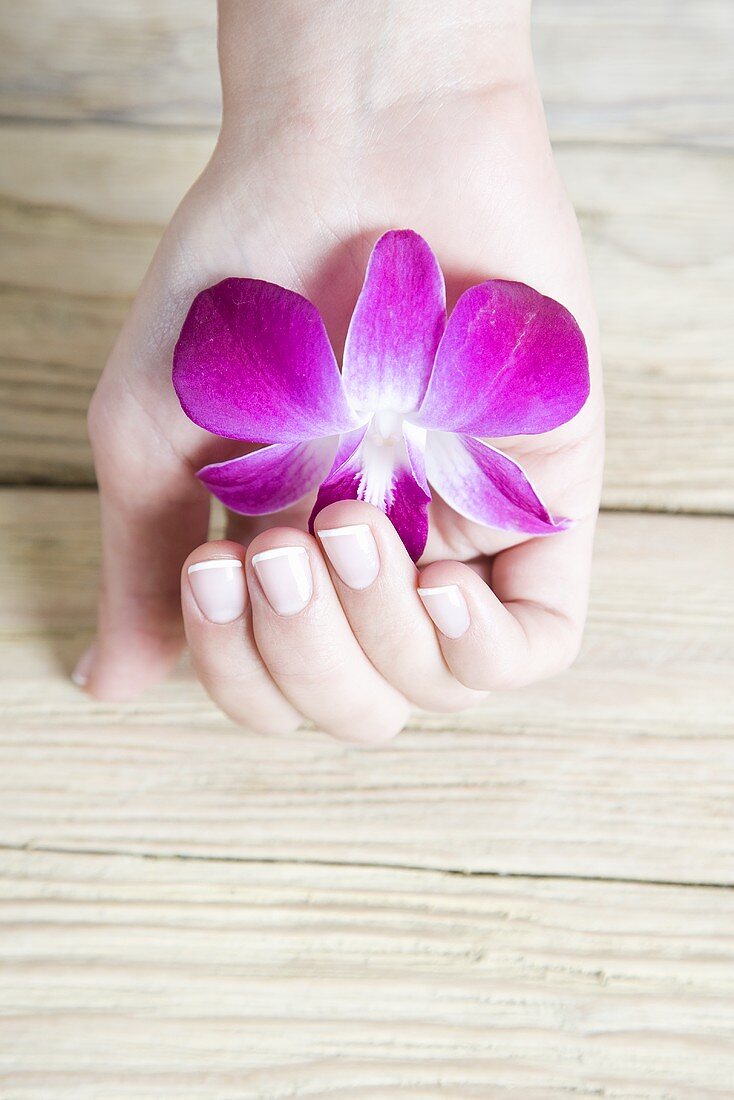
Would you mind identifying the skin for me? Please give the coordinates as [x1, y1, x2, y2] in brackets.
[80, 0, 605, 741]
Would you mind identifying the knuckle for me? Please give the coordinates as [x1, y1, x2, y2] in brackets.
[453, 653, 521, 693]
[340, 699, 411, 745]
[245, 711, 302, 737]
[266, 639, 348, 686]
[206, 679, 301, 737]
[548, 620, 585, 676]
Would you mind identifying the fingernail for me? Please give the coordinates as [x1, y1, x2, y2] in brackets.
[252, 546, 313, 616]
[418, 584, 470, 639]
[71, 643, 96, 688]
[187, 558, 246, 624]
[318, 524, 380, 590]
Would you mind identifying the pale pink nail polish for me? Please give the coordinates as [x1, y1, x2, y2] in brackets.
[318, 524, 380, 590]
[188, 558, 246, 624]
[71, 643, 96, 688]
[252, 546, 313, 616]
[417, 584, 470, 639]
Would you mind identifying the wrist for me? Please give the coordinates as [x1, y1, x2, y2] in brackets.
[217, 1, 533, 149]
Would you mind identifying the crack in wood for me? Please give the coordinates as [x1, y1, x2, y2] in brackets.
[2, 841, 733, 893]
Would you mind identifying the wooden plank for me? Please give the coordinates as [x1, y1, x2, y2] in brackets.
[1, 1, 732, 147]
[0, 489, 732, 886]
[559, 141, 734, 511]
[0, 292, 126, 484]
[0, 0, 221, 127]
[0, 123, 213, 483]
[1, 123, 732, 509]
[534, 0, 734, 147]
[1, 848, 733, 1097]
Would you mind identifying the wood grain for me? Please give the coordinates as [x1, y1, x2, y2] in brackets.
[1, 848, 733, 1098]
[534, 0, 734, 147]
[0, 123, 212, 482]
[0, 0, 221, 127]
[1, 489, 732, 887]
[1, 124, 732, 507]
[2, 1, 732, 146]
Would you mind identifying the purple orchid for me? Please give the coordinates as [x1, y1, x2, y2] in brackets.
[172, 230, 589, 561]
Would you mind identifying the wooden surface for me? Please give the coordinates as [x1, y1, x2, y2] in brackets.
[2, 851, 734, 1099]
[2, 493, 734, 884]
[1, 1, 733, 1096]
[1, 492, 734, 1097]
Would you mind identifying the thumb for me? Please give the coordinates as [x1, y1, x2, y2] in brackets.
[77, 377, 210, 702]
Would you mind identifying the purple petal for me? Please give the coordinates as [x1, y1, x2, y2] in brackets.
[416, 280, 589, 436]
[198, 437, 337, 515]
[342, 230, 446, 415]
[309, 423, 431, 562]
[173, 278, 360, 444]
[425, 431, 570, 535]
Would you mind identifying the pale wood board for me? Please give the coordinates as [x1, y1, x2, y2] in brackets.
[534, 0, 734, 147]
[1, 1, 732, 146]
[0, 0, 221, 127]
[1, 125, 732, 507]
[1, 848, 734, 1098]
[1, 490, 732, 887]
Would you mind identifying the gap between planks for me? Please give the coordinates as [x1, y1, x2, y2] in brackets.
[3, 114, 732, 156]
[2, 842, 734, 894]
[0, 484, 730, 522]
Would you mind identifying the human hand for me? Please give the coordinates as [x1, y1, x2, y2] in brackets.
[79, 0, 604, 741]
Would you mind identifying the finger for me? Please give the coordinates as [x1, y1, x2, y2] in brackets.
[417, 517, 595, 691]
[313, 500, 486, 712]
[80, 373, 210, 702]
[182, 541, 301, 735]
[246, 529, 410, 744]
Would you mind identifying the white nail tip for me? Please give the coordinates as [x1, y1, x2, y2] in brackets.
[318, 524, 372, 540]
[252, 545, 313, 615]
[317, 524, 380, 590]
[187, 558, 246, 624]
[251, 546, 309, 565]
[418, 584, 470, 639]
[187, 558, 243, 574]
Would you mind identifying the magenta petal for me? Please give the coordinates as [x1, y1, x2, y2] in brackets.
[173, 278, 360, 444]
[198, 437, 337, 515]
[417, 280, 589, 436]
[342, 230, 446, 414]
[426, 431, 570, 535]
[309, 424, 431, 562]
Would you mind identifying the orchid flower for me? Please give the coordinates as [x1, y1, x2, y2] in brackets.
[172, 230, 589, 561]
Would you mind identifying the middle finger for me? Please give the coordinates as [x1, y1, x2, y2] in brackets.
[247, 528, 410, 744]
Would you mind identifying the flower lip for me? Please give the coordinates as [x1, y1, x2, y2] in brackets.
[370, 409, 404, 445]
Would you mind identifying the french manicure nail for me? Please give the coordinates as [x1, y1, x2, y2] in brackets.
[417, 584, 470, 639]
[71, 643, 96, 688]
[252, 546, 313, 616]
[188, 558, 246, 624]
[318, 524, 380, 590]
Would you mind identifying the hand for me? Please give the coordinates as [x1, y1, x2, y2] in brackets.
[80, 1, 604, 741]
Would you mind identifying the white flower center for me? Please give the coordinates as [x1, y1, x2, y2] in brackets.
[358, 409, 405, 509]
